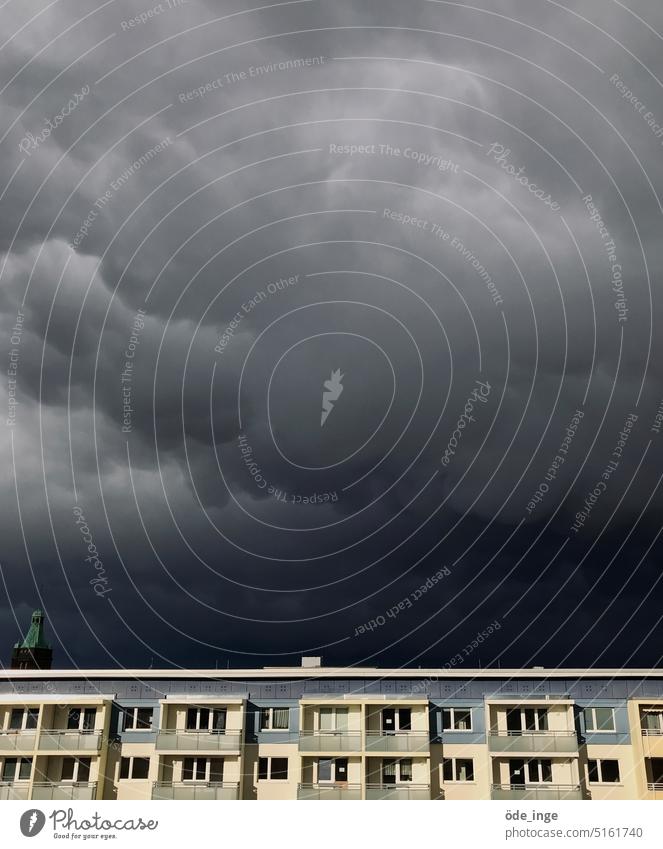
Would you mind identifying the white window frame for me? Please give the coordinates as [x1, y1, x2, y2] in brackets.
[7, 708, 39, 732]
[67, 707, 97, 731]
[317, 707, 349, 732]
[182, 757, 224, 782]
[441, 757, 475, 783]
[382, 758, 413, 784]
[526, 758, 553, 784]
[641, 710, 663, 733]
[61, 756, 91, 783]
[257, 756, 289, 781]
[185, 707, 227, 732]
[1, 757, 33, 782]
[259, 707, 290, 731]
[122, 707, 153, 731]
[584, 707, 616, 733]
[442, 707, 473, 731]
[587, 758, 621, 784]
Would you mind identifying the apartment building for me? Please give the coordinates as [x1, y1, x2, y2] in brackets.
[1, 657, 663, 801]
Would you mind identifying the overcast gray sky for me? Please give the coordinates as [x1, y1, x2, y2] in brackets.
[1, 0, 662, 669]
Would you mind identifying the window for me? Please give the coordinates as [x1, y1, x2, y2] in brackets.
[67, 708, 96, 731]
[588, 759, 620, 783]
[260, 707, 289, 731]
[641, 711, 663, 734]
[381, 759, 412, 784]
[119, 756, 150, 780]
[122, 707, 153, 731]
[61, 757, 91, 783]
[442, 758, 474, 782]
[257, 756, 288, 780]
[186, 707, 227, 732]
[7, 708, 39, 731]
[182, 757, 224, 782]
[506, 708, 548, 733]
[526, 759, 552, 783]
[584, 707, 615, 733]
[318, 707, 348, 732]
[381, 708, 412, 733]
[1, 758, 32, 782]
[317, 758, 348, 783]
[442, 707, 472, 731]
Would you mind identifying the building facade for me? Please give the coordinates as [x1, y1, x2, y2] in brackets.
[1, 659, 662, 801]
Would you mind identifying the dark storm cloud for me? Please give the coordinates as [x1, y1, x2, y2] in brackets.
[1, 0, 662, 669]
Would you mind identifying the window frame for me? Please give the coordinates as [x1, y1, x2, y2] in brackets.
[122, 707, 153, 731]
[587, 758, 620, 784]
[119, 756, 150, 780]
[259, 707, 290, 731]
[60, 756, 91, 783]
[317, 706, 349, 732]
[442, 707, 473, 732]
[1, 757, 33, 782]
[441, 757, 475, 783]
[186, 707, 227, 733]
[257, 756, 289, 781]
[7, 708, 39, 732]
[584, 707, 616, 733]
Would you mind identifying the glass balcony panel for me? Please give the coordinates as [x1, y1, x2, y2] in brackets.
[297, 783, 362, 800]
[298, 732, 362, 752]
[488, 732, 578, 753]
[154, 730, 242, 751]
[151, 782, 239, 800]
[0, 732, 37, 752]
[0, 782, 30, 800]
[491, 783, 581, 800]
[365, 783, 430, 800]
[37, 731, 102, 752]
[364, 732, 430, 753]
[31, 782, 97, 800]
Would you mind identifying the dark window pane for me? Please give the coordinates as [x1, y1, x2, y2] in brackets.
[318, 758, 332, 781]
[132, 758, 150, 779]
[271, 758, 288, 780]
[2, 759, 16, 781]
[9, 710, 22, 730]
[78, 758, 91, 783]
[595, 709, 615, 732]
[209, 759, 224, 783]
[455, 710, 471, 731]
[442, 709, 451, 731]
[457, 759, 474, 781]
[61, 758, 75, 781]
[18, 758, 32, 781]
[199, 708, 209, 730]
[398, 708, 411, 730]
[258, 757, 268, 780]
[182, 758, 194, 780]
[122, 710, 135, 731]
[601, 760, 620, 783]
[83, 709, 96, 731]
[119, 758, 130, 779]
[186, 708, 197, 730]
[400, 759, 412, 781]
[136, 709, 152, 729]
[442, 758, 453, 781]
[67, 709, 80, 730]
[541, 760, 552, 782]
[259, 709, 270, 730]
[212, 710, 227, 732]
[588, 760, 599, 783]
[524, 709, 536, 731]
[537, 709, 549, 731]
[26, 709, 39, 730]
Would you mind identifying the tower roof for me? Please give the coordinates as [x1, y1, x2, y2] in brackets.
[14, 609, 51, 650]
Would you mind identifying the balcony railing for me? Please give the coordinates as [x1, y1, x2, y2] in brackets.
[491, 783, 582, 800]
[642, 729, 663, 735]
[152, 782, 239, 800]
[0, 781, 30, 800]
[365, 731, 430, 753]
[31, 782, 97, 800]
[297, 783, 362, 800]
[298, 732, 362, 752]
[37, 730, 102, 752]
[488, 731, 578, 753]
[0, 731, 37, 752]
[365, 783, 430, 800]
[155, 730, 242, 752]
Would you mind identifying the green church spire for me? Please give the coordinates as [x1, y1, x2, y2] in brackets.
[15, 609, 50, 650]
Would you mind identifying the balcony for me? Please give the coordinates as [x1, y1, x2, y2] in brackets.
[297, 783, 362, 800]
[491, 783, 582, 800]
[154, 730, 242, 752]
[488, 731, 578, 754]
[646, 783, 663, 800]
[37, 730, 103, 752]
[298, 732, 362, 752]
[366, 783, 431, 800]
[0, 731, 37, 753]
[0, 782, 30, 800]
[365, 731, 430, 753]
[31, 782, 97, 800]
[152, 782, 239, 800]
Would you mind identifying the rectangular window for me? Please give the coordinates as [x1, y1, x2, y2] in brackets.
[526, 759, 552, 783]
[9, 710, 22, 731]
[77, 758, 91, 783]
[82, 708, 96, 731]
[26, 709, 39, 730]
[209, 758, 224, 783]
[8, 709, 38, 731]
[642, 711, 663, 733]
[442, 707, 473, 731]
[398, 708, 412, 731]
[260, 707, 289, 731]
[2, 758, 17, 781]
[18, 758, 32, 781]
[584, 707, 616, 732]
[588, 759, 620, 783]
[119, 756, 150, 779]
[442, 758, 475, 782]
[318, 707, 349, 732]
[258, 756, 288, 780]
[399, 758, 413, 782]
[67, 709, 80, 730]
[122, 707, 153, 731]
[186, 707, 227, 732]
[318, 758, 332, 782]
[61, 758, 75, 781]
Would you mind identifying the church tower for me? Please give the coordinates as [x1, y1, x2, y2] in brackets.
[10, 609, 53, 670]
